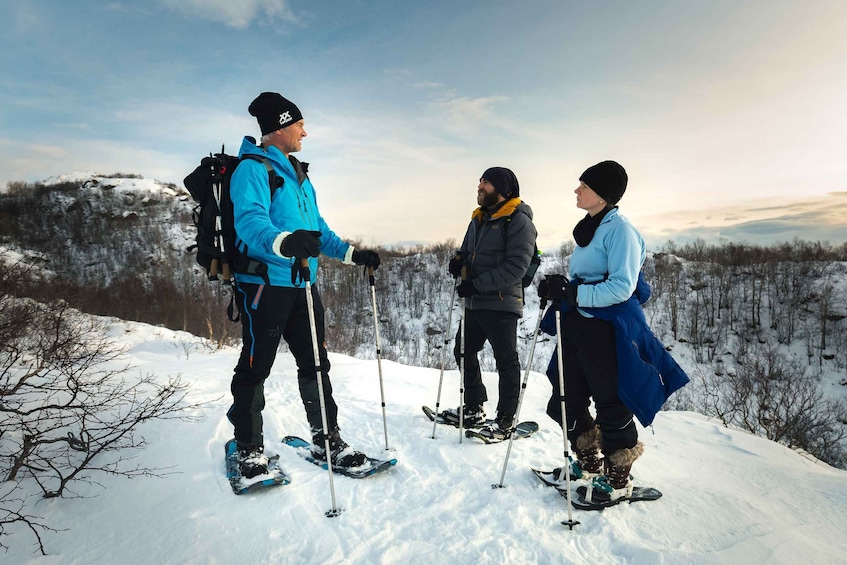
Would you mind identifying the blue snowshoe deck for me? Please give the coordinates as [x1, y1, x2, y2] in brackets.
[225, 439, 291, 495]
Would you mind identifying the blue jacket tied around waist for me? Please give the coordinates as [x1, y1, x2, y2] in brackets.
[541, 273, 690, 427]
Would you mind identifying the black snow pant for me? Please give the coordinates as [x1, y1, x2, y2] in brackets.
[453, 308, 521, 417]
[228, 282, 337, 448]
[546, 309, 637, 455]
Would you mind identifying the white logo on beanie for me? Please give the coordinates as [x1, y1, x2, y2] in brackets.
[279, 111, 292, 126]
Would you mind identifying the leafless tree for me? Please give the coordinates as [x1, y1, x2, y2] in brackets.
[699, 343, 847, 468]
[1, 267, 205, 554]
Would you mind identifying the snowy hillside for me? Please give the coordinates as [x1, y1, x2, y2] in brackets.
[5, 318, 847, 564]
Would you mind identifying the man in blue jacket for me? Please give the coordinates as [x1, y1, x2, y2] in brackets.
[227, 92, 381, 478]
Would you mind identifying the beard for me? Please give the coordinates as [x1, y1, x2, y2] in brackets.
[479, 190, 500, 208]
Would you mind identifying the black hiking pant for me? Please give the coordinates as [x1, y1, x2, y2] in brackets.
[228, 282, 337, 448]
[453, 308, 521, 417]
[546, 309, 637, 455]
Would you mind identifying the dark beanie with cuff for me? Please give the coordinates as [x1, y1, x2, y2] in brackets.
[248, 92, 303, 135]
[579, 161, 628, 206]
[481, 167, 520, 199]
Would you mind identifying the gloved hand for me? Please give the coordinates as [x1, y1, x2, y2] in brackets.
[447, 254, 463, 278]
[537, 274, 564, 300]
[457, 279, 478, 298]
[280, 230, 322, 258]
[352, 249, 381, 270]
[538, 274, 577, 306]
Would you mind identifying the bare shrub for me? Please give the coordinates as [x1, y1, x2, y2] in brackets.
[0, 284, 205, 554]
[700, 344, 847, 468]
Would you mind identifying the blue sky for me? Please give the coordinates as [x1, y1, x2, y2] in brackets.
[2, 0, 846, 250]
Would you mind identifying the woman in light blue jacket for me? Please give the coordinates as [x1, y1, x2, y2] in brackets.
[538, 161, 648, 506]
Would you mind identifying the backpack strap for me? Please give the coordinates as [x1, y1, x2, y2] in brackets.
[242, 154, 283, 194]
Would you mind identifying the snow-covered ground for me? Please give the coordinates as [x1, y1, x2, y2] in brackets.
[7, 319, 847, 564]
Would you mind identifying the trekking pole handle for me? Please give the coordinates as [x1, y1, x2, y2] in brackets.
[299, 258, 311, 281]
[461, 266, 468, 281]
[368, 266, 376, 286]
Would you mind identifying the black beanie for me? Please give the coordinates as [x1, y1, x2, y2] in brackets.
[481, 167, 520, 199]
[579, 161, 627, 205]
[248, 92, 303, 135]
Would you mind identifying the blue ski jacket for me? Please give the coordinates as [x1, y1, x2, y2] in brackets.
[541, 273, 690, 427]
[230, 136, 353, 287]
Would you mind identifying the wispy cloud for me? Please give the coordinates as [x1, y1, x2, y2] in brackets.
[383, 68, 413, 77]
[426, 94, 510, 135]
[54, 122, 93, 131]
[157, 0, 297, 29]
[414, 81, 444, 90]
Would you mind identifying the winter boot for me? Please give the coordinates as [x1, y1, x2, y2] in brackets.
[552, 427, 603, 483]
[311, 427, 368, 468]
[572, 426, 604, 480]
[440, 404, 486, 427]
[237, 444, 269, 479]
[478, 412, 515, 441]
[586, 442, 644, 504]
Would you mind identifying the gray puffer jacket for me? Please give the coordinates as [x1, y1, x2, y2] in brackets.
[459, 198, 537, 316]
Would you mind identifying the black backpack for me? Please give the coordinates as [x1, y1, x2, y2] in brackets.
[183, 147, 281, 319]
[522, 244, 542, 288]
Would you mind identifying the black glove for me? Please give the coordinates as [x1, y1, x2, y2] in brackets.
[447, 255, 463, 278]
[537, 278, 549, 300]
[538, 274, 565, 299]
[352, 249, 381, 270]
[280, 230, 322, 258]
[457, 279, 478, 298]
[539, 274, 577, 305]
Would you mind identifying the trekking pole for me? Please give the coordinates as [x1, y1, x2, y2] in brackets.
[431, 275, 459, 440]
[299, 258, 342, 518]
[367, 266, 390, 451]
[554, 301, 579, 530]
[493, 298, 547, 489]
[458, 265, 467, 444]
[209, 148, 232, 282]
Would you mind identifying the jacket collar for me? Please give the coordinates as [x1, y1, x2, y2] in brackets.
[238, 136, 297, 177]
[472, 197, 522, 222]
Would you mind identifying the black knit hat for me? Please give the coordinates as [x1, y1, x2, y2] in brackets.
[481, 167, 520, 198]
[579, 161, 627, 206]
[248, 92, 303, 135]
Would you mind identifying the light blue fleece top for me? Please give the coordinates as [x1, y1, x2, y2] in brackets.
[569, 207, 646, 308]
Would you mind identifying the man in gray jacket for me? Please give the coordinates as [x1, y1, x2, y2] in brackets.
[441, 167, 537, 438]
